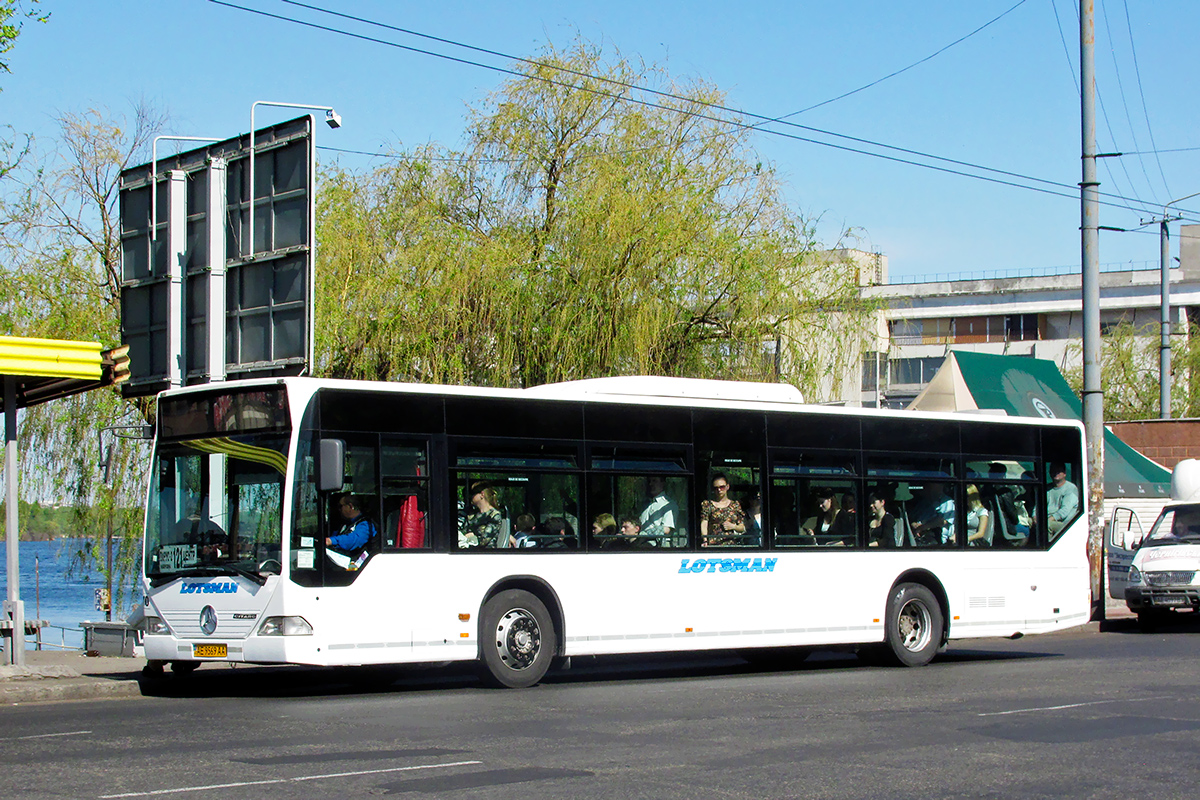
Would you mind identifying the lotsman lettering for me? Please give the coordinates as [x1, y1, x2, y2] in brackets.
[763, 558, 777, 572]
[678, 559, 691, 573]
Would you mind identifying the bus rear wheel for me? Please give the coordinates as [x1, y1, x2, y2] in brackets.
[479, 590, 556, 689]
[883, 583, 943, 667]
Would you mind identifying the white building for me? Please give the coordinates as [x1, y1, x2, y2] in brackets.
[858, 224, 1200, 409]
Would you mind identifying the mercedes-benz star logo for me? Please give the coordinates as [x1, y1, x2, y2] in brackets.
[200, 605, 218, 636]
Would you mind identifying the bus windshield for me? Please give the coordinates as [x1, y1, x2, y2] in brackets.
[144, 433, 288, 585]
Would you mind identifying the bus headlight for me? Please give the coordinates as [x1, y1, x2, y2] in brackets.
[144, 616, 171, 636]
[1128, 566, 1143, 585]
[258, 616, 313, 636]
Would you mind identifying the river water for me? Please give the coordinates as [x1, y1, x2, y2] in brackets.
[0, 539, 140, 650]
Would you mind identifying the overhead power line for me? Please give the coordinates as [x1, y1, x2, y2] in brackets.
[213, 0, 1190, 218]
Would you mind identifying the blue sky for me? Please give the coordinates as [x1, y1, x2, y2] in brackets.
[3, 0, 1199, 281]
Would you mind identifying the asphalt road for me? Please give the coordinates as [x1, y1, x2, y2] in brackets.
[2, 616, 1199, 800]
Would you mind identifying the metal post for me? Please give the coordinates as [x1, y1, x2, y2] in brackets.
[4, 376, 25, 665]
[165, 170, 188, 388]
[1161, 217, 1171, 418]
[206, 158, 228, 383]
[1156, 192, 1200, 419]
[34, 555, 40, 650]
[1080, 0, 1105, 621]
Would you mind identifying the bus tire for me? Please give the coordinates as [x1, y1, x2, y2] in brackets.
[883, 583, 942, 667]
[479, 590, 556, 689]
[169, 660, 200, 675]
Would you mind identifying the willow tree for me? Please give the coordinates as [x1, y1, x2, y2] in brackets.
[1063, 321, 1200, 421]
[0, 104, 163, 610]
[317, 40, 874, 398]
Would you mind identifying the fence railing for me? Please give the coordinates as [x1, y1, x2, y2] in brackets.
[890, 260, 1160, 285]
[31, 624, 85, 651]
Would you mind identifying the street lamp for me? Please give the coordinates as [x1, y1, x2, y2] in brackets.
[247, 101, 341, 259]
[1147, 191, 1200, 418]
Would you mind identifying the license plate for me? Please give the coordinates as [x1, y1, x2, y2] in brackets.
[193, 643, 227, 658]
[1153, 596, 1188, 607]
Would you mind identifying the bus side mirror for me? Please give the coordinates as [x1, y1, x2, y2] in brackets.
[318, 438, 346, 493]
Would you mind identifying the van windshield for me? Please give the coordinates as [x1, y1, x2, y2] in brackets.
[1144, 504, 1200, 547]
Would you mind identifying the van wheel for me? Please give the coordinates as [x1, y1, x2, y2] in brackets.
[883, 583, 943, 667]
[479, 590, 556, 688]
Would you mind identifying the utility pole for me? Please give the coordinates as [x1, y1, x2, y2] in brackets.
[1080, 0, 1105, 621]
[1144, 191, 1200, 419]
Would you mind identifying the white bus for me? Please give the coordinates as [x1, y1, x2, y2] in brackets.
[140, 376, 1090, 687]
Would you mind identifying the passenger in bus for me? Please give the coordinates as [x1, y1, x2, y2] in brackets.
[639, 476, 678, 547]
[984, 463, 1023, 536]
[513, 513, 537, 548]
[833, 492, 858, 546]
[965, 484, 991, 547]
[744, 493, 763, 547]
[326, 494, 377, 554]
[592, 513, 618, 538]
[803, 487, 853, 546]
[603, 516, 640, 549]
[867, 491, 896, 548]
[909, 482, 955, 546]
[539, 516, 577, 549]
[1046, 462, 1080, 535]
[701, 472, 746, 547]
[462, 482, 502, 548]
[771, 488, 800, 544]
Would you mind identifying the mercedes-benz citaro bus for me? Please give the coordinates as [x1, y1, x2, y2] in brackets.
[140, 376, 1090, 687]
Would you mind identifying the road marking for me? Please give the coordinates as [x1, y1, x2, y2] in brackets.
[978, 701, 1112, 717]
[98, 760, 483, 798]
[978, 695, 1177, 717]
[3, 730, 92, 741]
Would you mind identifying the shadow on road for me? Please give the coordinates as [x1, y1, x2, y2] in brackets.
[134, 641, 1062, 699]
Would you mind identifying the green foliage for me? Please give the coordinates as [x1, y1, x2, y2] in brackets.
[1063, 321, 1200, 420]
[316, 39, 874, 397]
[1, 0, 47, 78]
[0, 103, 161, 612]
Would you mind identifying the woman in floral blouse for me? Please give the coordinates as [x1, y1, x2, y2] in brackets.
[462, 481, 502, 548]
[700, 472, 745, 547]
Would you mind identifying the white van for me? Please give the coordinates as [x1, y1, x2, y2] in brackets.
[1108, 459, 1200, 631]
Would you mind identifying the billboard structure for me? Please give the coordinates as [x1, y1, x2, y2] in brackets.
[118, 115, 316, 397]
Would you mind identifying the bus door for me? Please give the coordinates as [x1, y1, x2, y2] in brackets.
[1107, 507, 1143, 600]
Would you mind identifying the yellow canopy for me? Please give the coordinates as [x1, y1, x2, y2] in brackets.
[0, 336, 128, 411]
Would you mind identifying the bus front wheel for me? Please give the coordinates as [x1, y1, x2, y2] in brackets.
[883, 583, 943, 667]
[479, 590, 556, 689]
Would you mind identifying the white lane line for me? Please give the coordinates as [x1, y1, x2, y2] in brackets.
[977, 696, 1175, 717]
[98, 759, 483, 799]
[3, 730, 93, 741]
[977, 701, 1112, 717]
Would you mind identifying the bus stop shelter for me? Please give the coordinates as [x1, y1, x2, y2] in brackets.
[0, 335, 128, 666]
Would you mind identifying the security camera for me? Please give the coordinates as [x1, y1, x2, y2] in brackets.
[325, 109, 342, 129]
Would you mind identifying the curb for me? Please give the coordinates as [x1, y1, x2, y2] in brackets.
[0, 675, 145, 705]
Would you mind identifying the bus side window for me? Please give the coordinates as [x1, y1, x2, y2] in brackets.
[381, 440, 430, 550]
[587, 448, 690, 550]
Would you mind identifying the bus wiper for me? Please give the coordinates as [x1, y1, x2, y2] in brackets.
[217, 562, 268, 586]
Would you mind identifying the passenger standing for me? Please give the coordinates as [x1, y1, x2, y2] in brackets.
[700, 473, 746, 546]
